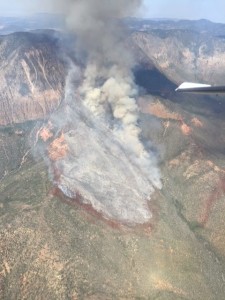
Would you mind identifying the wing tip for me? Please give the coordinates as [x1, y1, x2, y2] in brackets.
[175, 82, 211, 92]
[176, 82, 211, 92]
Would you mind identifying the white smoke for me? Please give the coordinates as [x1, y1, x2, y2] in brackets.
[79, 63, 161, 188]
[51, 67, 161, 224]
[38, 0, 162, 224]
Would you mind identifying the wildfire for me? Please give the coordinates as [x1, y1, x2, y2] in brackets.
[191, 117, 203, 128]
[181, 122, 192, 136]
[39, 127, 54, 142]
[139, 99, 182, 120]
[48, 133, 69, 161]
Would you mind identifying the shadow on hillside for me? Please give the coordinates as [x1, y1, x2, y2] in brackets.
[134, 65, 225, 119]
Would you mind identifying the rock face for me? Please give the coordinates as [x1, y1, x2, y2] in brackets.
[0, 30, 66, 125]
[132, 29, 225, 84]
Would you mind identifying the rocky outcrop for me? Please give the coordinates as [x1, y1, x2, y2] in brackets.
[0, 31, 66, 125]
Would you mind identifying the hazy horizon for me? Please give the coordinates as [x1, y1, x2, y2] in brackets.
[0, 0, 224, 24]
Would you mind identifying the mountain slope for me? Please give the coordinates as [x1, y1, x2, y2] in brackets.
[132, 29, 225, 84]
[1, 147, 225, 299]
[0, 30, 65, 125]
[1, 23, 225, 299]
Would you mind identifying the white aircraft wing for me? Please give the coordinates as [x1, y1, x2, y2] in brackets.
[176, 82, 225, 93]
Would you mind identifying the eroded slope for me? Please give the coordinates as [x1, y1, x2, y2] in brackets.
[0, 31, 65, 125]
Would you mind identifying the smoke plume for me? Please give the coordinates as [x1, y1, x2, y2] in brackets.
[38, 0, 162, 224]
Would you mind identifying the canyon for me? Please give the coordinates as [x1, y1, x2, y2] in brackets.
[1, 18, 225, 299]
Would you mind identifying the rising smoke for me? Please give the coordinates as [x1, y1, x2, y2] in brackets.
[38, 0, 162, 224]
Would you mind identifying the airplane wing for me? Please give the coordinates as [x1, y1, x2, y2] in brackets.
[176, 82, 225, 93]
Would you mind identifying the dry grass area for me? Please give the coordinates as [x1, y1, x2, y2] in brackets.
[139, 98, 182, 120]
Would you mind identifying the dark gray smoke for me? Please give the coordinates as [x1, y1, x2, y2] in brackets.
[38, 0, 162, 224]
[60, 0, 140, 62]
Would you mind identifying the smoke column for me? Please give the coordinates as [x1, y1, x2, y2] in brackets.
[40, 0, 162, 224]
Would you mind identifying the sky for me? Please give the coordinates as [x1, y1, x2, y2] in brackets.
[0, 0, 225, 24]
[142, 0, 225, 23]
